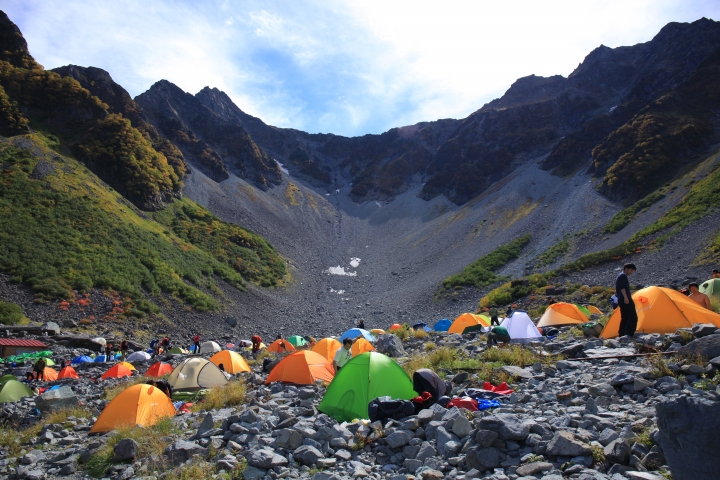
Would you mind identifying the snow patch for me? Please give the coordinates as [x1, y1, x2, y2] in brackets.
[326, 266, 357, 276]
[274, 159, 289, 175]
[350, 258, 361, 268]
[608, 105, 617, 113]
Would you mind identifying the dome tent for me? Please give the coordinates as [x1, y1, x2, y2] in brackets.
[198, 341, 222, 354]
[71, 355, 93, 364]
[700, 278, 720, 298]
[57, 366, 79, 380]
[101, 364, 133, 380]
[267, 339, 295, 354]
[601, 286, 720, 338]
[145, 362, 173, 378]
[339, 328, 376, 342]
[168, 358, 228, 391]
[448, 313, 490, 334]
[0, 380, 33, 403]
[500, 311, 543, 343]
[89, 384, 175, 433]
[311, 338, 342, 362]
[319, 352, 417, 422]
[266, 351, 335, 385]
[126, 351, 151, 362]
[537, 302, 589, 328]
[433, 319, 451, 332]
[209, 350, 251, 374]
[287, 336, 308, 347]
[351, 338, 375, 356]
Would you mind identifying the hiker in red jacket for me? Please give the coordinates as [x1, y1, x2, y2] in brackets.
[251, 335, 262, 356]
[193, 333, 201, 353]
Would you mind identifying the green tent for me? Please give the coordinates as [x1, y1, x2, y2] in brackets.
[168, 347, 187, 354]
[287, 336, 308, 347]
[0, 380, 33, 403]
[575, 304, 592, 317]
[0, 374, 16, 386]
[318, 352, 417, 422]
[700, 278, 720, 298]
[44, 358, 56, 367]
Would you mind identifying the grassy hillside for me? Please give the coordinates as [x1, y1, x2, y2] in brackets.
[442, 234, 531, 289]
[0, 135, 286, 313]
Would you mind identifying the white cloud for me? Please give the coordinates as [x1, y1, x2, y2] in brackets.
[3, 0, 719, 136]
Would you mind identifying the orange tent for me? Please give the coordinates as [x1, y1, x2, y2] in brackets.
[101, 364, 133, 380]
[267, 339, 296, 354]
[370, 329, 385, 335]
[265, 351, 335, 385]
[311, 338, 342, 362]
[145, 362, 173, 378]
[448, 313, 489, 334]
[352, 338, 375, 356]
[389, 324, 402, 331]
[586, 305, 604, 315]
[601, 286, 720, 338]
[42, 368, 58, 381]
[57, 366, 79, 380]
[537, 302, 589, 328]
[118, 362, 136, 371]
[209, 350, 251, 374]
[89, 384, 175, 433]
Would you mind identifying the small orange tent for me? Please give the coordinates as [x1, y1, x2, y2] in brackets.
[101, 364, 133, 380]
[352, 338, 375, 356]
[537, 302, 589, 328]
[370, 329, 385, 335]
[42, 368, 58, 381]
[89, 384, 175, 433]
[57, 366, 79, 380]
[586, 305, 604, 315]
[265, 351, 335, 385]
[311, 338, 342, 362]
[209, 350, 251, 374]
[448, 313, 489, 334]
[601, 286, 720, 338]
[389, 324, 402, 331]
[267, 339, 296, 354]
[145, 362, 173, 378]
[118, 362, 136, 371]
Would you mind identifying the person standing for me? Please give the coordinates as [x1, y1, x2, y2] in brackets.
[120, 339, 129, 361]
[193, 333, 201, 353]
[616, 263, 638, 337]
[333, 338, 353, 372]
[105, 343, 113, 362]
[251, 335, 262, 355]
[33, 358, 46, 381]
[688, 283, 712, 310]
[489, 305, 500, 326]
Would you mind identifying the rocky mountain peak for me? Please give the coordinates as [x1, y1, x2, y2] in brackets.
[0, 10, 34, 68]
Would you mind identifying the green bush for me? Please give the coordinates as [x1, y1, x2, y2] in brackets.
[536, 238, 570, 267]
[0, 301, 24, 325]
[603, 191, 666, 234]
[443, 234, 531, 289]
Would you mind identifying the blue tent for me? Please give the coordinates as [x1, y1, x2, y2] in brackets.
[94, 355, 108, 363]
[434, 319, 451, 332]
[412, 322, 432, 332]
[71, 355, 93, 364]
[339, 328, 376, 342]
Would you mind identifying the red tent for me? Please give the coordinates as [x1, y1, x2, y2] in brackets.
[57, 366, 79, 379]
[101, 364, 133, 380]
[145, 362, 173, 378]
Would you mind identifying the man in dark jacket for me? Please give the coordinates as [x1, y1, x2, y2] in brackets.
[616, 263, 638, 337]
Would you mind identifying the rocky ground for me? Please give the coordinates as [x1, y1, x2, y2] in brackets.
[1, 321, 719, 480]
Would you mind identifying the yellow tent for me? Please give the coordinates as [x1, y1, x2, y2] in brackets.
[209, 350, 251, 374]
[352, 338, 375, 356]
[586, 305, 604, 315]
[448, 313, 489, 334]
[311, 338, 342, 362]
[118, 361, 136, 371]
[601, 286, 720, 338]
[537, 302, 589, 328]
[89, 384, 175, 433]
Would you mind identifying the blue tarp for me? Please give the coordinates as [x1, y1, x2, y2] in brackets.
[434, 319, 451, 332]
[338, 328, 376, 342]
[412, 322, 432, 332]
[93, 355, 108, 363]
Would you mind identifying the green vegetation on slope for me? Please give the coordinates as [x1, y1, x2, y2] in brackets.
[0, 300, 23, 325]
[442, 234, 531, 289]
[535, 237, 571, 267]
[0, 136, 286, 311]
[603, 191, 666, 233]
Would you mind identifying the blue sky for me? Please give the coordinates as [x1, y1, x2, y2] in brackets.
[4, 1, 720, 137]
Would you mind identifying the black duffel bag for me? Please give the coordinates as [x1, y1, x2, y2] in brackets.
[368, 396, 415, 422]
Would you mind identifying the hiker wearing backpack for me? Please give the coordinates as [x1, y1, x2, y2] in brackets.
[33, 358, 46, 381]
[193, 333, 201, 353]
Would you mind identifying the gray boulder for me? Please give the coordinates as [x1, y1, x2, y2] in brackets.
[589, 383, 616, 397]
[691, 323, 718, 338]
[516, 462, 553, 477]
[656, 396, 720, 480]
[247, 449, 289, 469]
[678, 334, 720, 359]
[386, 429, 413, 449]
[113, 439, 139, 462]
[164, 440, 208, 465]
[434, 427, 461, 456]
[465, 446, 505, 471]
[376, 335, 406, 357]
[604, 439, 630, 465]
[545, 431, 592, 456]
[42, 322, 61, 335]
[294, 445, 324, 466]
[497, 365, 533, 380]
[276, 429, 303, 450]
[451, 415, 472, 438]
[35, 386, 78, 414]
[477, 413, 530, 441]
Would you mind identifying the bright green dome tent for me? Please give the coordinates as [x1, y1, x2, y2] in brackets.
[318, 352, 417, 422]
[287, 335, 308, 347]
[0, 374, 16, 386]
[700, 278, 720, 299]
[0, 380, 33, 403]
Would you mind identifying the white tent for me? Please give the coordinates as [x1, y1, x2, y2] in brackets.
[167, 358, 228, 391]
[126, 351, 151, 362]
[500, 311, 543, 343]
[198, 341, 222, 354]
